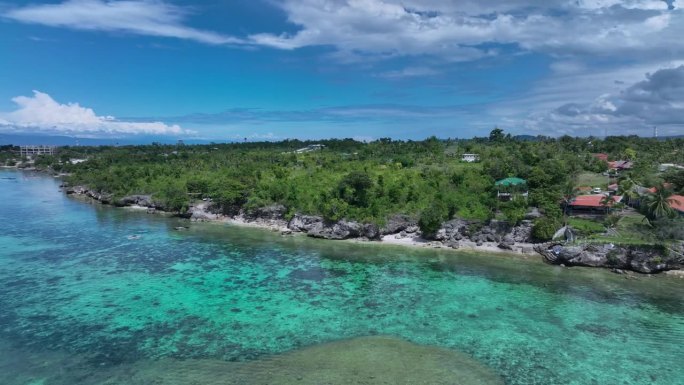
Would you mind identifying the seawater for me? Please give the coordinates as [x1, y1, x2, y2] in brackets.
[0, 169, 683, 385]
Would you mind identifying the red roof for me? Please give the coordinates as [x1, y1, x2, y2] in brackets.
[608, 183, 619, 191]
[569, 195, 623, 208]
[592, 153, 609, 161]
[670, 195, 684, 213]
[608, 160, 633, 170]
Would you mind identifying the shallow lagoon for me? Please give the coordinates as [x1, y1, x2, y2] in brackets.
[1, 170, 683, 384]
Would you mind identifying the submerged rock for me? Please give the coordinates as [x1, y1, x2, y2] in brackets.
[96, 336, 504, 385]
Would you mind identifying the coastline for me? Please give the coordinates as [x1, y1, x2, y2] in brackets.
[2, 165, 676, 275]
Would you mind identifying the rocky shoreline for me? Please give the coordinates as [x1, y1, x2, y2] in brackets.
[62, 184, 683, 275]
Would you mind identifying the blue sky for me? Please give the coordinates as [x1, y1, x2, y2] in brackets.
[1, 0, 683, 141]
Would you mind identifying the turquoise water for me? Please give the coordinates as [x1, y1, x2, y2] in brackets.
[1, 169, 683, 384]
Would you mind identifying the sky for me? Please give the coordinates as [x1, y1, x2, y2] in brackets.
[1, 0, 683, 142]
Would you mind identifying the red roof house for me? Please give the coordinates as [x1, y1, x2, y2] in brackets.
[592, 153, 609, 162]
[608, 160, 633, 170]
[569, 195, 623, 210]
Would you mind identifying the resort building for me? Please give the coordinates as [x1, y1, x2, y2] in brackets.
[461, 153, 480, 162]
[19, 145, 57, 158]
[495, 177, 528, 201]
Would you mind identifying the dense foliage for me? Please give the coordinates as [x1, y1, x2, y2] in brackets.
[3, 134, 683, 241]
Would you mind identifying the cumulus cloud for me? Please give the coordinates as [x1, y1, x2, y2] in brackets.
[520, 65, 684, 136]
[0, 91, 187, 136]
[247, 0, 683, 61]
[3, 0, 243, 45]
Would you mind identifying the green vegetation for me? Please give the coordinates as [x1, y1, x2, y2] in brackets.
[576, 172, 609, 189]
[2, 133, 683, 245]
[567, 218, 605, 236]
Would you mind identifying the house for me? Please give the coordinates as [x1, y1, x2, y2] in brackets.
[592, 153, 609, 162]
[669, 195, 684, 216]
[461, 153, 479, 162]
[495, 177, 528, 201]
[568, 195, 623, 213]
[608, 160, 633, 171]
[295, 144, 326, 154]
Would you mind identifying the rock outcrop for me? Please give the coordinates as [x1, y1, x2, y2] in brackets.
[380, 214, 418, 235]
[288, 215, 380, 240]
[116, 195, 154, 208]
[64, 185, 113, 204]
[536, 243, 683, 273]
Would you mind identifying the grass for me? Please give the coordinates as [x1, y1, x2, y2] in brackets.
[584, 212, 654, 245]
[567, 218, 605, 236]
[576, 172, 610, 189]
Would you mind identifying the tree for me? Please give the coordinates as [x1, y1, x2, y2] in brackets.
[489, 127, 504, 142]
[640, 184, 676, 225]
[337, 171, 373, 207]
[532, 217, 561, 241]
[419, 200, 448, 238]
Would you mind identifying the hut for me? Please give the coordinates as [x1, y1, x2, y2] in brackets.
[495, 177, 528, 201]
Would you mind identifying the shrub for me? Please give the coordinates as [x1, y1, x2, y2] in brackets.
[532, 217, 561, 241]
[419, 201, 448, 237]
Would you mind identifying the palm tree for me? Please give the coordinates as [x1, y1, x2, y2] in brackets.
[640, 183, 676, 226]
[617, 177, 639, 206]
[600, 194, 614, 213]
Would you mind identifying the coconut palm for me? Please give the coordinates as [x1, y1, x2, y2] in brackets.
[640, 184, 676, 225]
[617, 177, 639, 205]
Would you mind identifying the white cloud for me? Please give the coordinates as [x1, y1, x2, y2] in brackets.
[0, 91, 188, 136]
[3, 0, 243, 45]
[376, 66, 440, 79]
[5, 0, 681, 63]
[517, 65, 684, 136]
[247, 0, 682, 61]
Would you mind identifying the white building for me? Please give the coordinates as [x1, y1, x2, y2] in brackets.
[295, 144, 326, 154]
[19, 145, 56, 158]
[461, 153, 479, 162]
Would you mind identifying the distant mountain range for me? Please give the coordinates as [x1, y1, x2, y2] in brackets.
[0, 133, 215, 146]
[0, 132, 681, 146]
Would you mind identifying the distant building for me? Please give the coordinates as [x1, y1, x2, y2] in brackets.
[461, 153, 479, 162]
[659, 163, 684, 172]
[608, 160, 633, 170]
[295, 144, 326, 154]
[592, 153, 609, 162]
[19, 145, 56, 158]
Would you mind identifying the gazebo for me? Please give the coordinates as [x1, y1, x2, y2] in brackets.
[495, 177, 528, 201]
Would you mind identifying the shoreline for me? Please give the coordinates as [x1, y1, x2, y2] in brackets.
[3, 166, 678, 275]
[118, 198, 544, 259]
